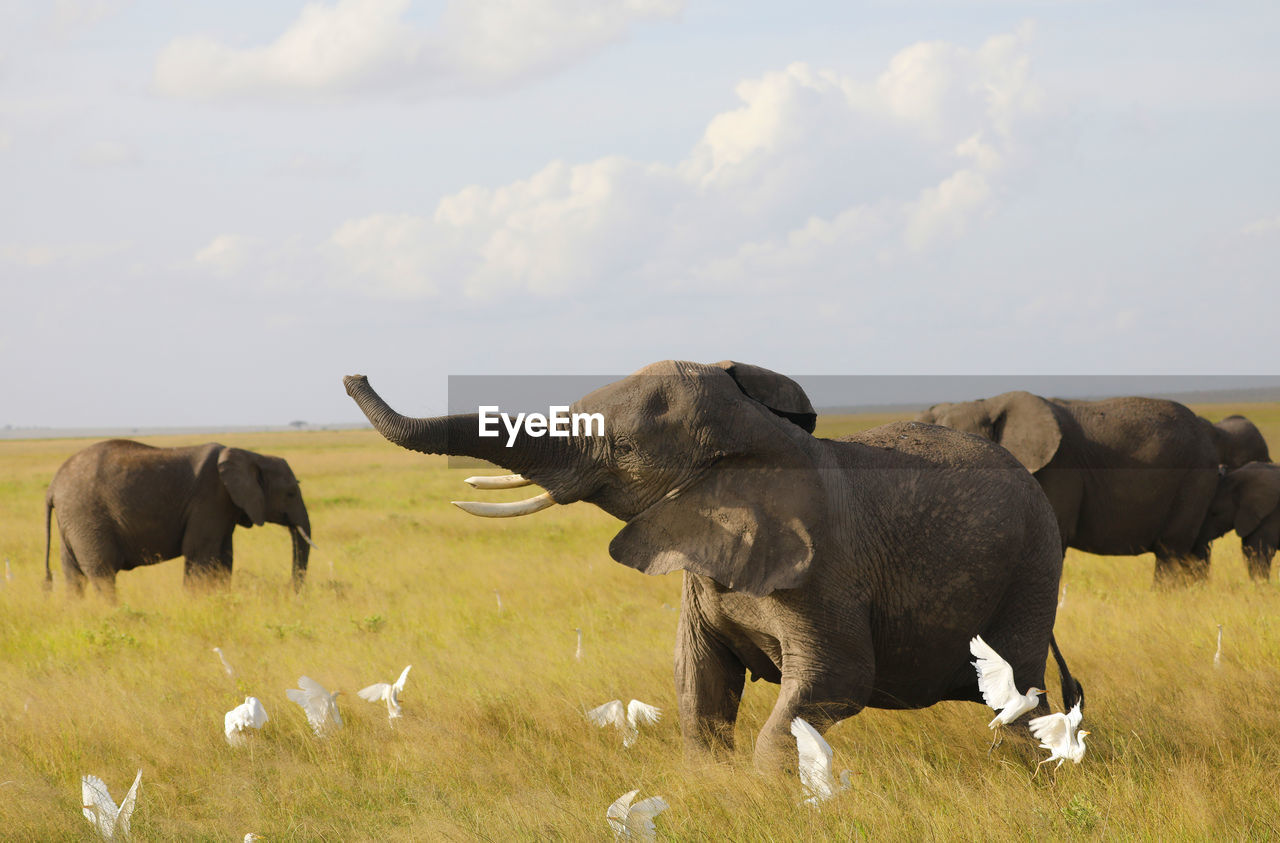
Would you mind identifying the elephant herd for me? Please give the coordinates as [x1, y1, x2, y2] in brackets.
[40, 360, 1277, 770]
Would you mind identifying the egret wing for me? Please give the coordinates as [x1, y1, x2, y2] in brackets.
[790, 717, 835, 800]
[588, 700, 625, 729]
[969, 635, 1017, 710]
[245, 696, 269, 729]
[1028, 711, 1069, 750]
[627, 700, 662, 727]
[358, 683, 390, 703]
[115, 770, 142, 840]
[606, 789, 638, 835]
[392, 665, 412, 694]
[1065, 702, 1083, 730]
[629, 795, 668, 820]
[625, 796, 666, 841]
[82, 774, 116, 834]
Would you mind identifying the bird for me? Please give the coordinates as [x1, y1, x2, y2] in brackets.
[224, 696, 269, 746]
[790, 717, 851, 804]
[1214, 624, 1223, 668]
[495, 590, 503, 611]
[81, 769, 141, 841]
[970, 635, 1044, 751]
[606, 789, 668, 841]
[212, 647, 235, 677]
[286, 676, 343, 737]
[574, 628, 584, 661]
[244, 835, 263, 842]
[358, 665, 412, 720]
[1058, 582, 1067, 608]
[1028, 702, 1089, 775]
[4, 558, 11, 583]
[586, 699, 662, 747]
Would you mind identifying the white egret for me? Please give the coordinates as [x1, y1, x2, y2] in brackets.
[244, 835, 263, 842]
[606, 789, 668, 841]
[212, 647, 235, 677]
[286, 676, 342, 737]
[81, 769, 141, 841]
[1058, 582, 1067, 608]
[1028, 702, 1089, 774]
[224, 696, 269, 746]
[575, 628, 584, 661]
[587, 699, 662, 748]
[1214, 624, 1223, 668]
[495, 590, 503, 612]
[970, 635, 1044, 750]
[5, 558, 11, 583]
[790, 717, 851, 804]
[358, 665, 412, 720]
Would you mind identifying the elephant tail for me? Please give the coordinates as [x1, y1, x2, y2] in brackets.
[43, 489, 53, 592]
[1050, 633, 1084, 712]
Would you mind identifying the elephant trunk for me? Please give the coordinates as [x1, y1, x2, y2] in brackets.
[343, 375, 578, 491]
[290, 510, 311, 591]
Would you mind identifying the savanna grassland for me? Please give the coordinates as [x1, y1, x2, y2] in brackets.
[3, 405, 1280, 841]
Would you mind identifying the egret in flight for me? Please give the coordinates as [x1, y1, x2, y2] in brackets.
[587, 699, 662, 747]
[358, 665, 412, 720]
[791, 717, 852, 804]
[970, 635, 1044, 751]
[286, 676, 342, 737]
[224, 696, 269, 746]
[1029, 702, 1089, 774]
[606, 789, 668, 841]
[81, 770, 141, 841]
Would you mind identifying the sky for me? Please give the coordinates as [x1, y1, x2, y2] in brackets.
[1, 0, 1277, 427]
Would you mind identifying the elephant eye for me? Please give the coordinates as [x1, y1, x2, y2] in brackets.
[614, 438, 634, 456]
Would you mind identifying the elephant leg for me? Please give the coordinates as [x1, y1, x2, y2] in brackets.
[59, 537, 86, 598]
[752, 635, 873, 773]
[1153, 550, 1209, 588]
[675, 609, 746, 758]
[89, 572, 118, 602]
[1243, 535, 1278, 582]
[183, 532, 233, 589]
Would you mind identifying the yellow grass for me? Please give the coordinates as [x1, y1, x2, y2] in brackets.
[1, 408, 1279, 840]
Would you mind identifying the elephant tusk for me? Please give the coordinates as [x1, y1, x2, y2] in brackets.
[452, 492, 556, 518]
[294, 524, 319, 550]
[464, 474, 533, 489]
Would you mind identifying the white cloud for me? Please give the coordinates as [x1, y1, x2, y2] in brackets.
[1242, 216, 1280, 236]
[322, 29, 1042, 300]
[195, 234, 257, 274]
[77, 140, 140, 168]
[155, 0, 683, 100]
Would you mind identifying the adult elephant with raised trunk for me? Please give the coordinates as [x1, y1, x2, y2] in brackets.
[345, 361, 1080, 769]
[45, 439, 315, 599]
[917, 392, 1222, 586]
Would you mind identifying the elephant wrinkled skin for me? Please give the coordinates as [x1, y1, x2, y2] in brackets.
[344, 361, 1079, 769]
[45, 439, 312, 598]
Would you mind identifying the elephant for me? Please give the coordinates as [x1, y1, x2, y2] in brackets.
[1198, 461, 1280, 581]
[44, 439, 313, 598]
[1204, 415, 1271, 468]
[917, 392, 1223, 586]
[343, 361, 1080, 769]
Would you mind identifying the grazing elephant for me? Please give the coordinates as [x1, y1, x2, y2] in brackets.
[1205, 415, 1271, 468]
[344, 361, 1080, 769]
[917, 392, 1220, 587]
[44, 439, 313, 598]
[1198, 461, 1280, 581]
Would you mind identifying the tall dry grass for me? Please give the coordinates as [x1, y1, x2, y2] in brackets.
[0, 411, 1278, 840]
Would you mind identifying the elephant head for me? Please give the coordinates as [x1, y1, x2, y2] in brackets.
[217, 448, 312, 588]
[344, 360, 823, 597]
[1206, 415, 1271, 469]
[1200, 461, 1280, 581]
[916, 391, 1063, 473]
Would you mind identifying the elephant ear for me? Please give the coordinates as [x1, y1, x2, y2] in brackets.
[714, 360, 817, 434]
[985, 391, 1062, 473]
[609, 396, 822, 597]
[217, 447, 266, 526]
[1233, 465, 1280, 538]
